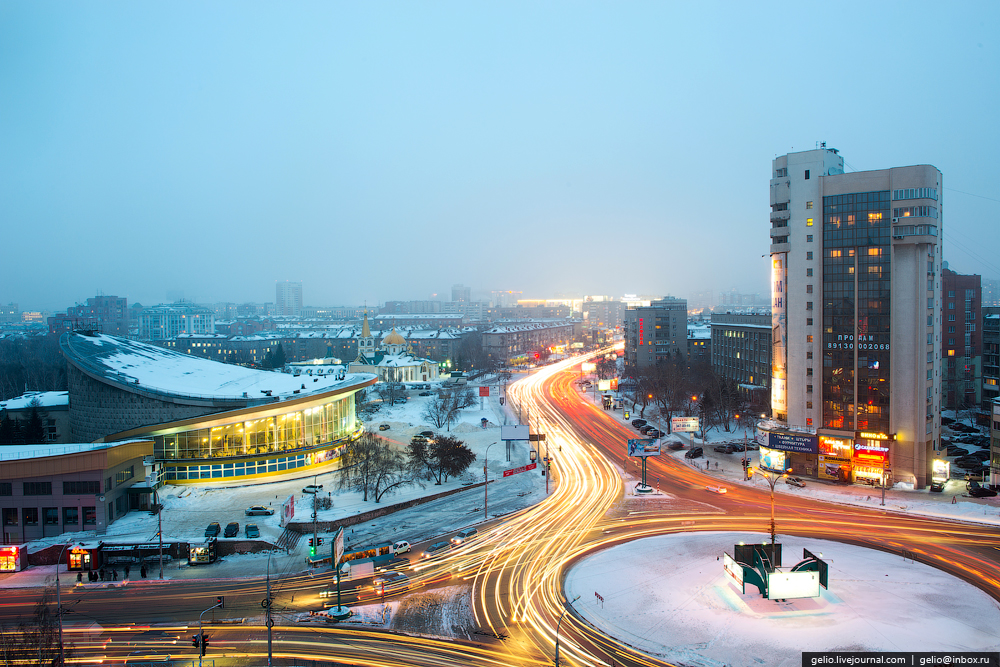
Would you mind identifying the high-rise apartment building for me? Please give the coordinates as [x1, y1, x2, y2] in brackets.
[452, 284, 471, 303]
[276, 281, 303, 317]
[941, 268, 982, 411]
[764, 147, 942, 488]
[622, 297, 687, 373]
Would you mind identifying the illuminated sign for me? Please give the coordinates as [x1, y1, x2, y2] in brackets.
[723, 553, 744, 588]
[598, 380, 611, 391]
[771, 256, 787, 414]
[581, 363, 597, 372]
[0, 546, 20, 573]
[766, 431, 818, 454]
[639, 318, 644, 346]
[759, 446, 788, 472]
[857, 431, 892, 441]
[671, 417, 699, 433]
[767, 570, 820, 599]
[819, 436, 852, 456]
[627, 439, 661, 457]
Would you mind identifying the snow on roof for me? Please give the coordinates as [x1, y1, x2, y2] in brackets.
[62, 333, 374, 401]
[0, 391, 69, 411]
[0, 439, 150, 461]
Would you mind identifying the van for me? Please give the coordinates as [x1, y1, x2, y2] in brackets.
[422, 541, 451, 559]
[450, 528, 478, 545]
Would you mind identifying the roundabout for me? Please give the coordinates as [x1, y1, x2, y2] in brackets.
[563, 532, 1000, 666]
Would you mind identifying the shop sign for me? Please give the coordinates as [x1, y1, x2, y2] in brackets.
[818, 455, 851, 481]
[853, 441, 889, 462]
[819, 436, 852, 456]
[0, 546, 20, 572]
[759, 446, 788, 473]
[766, 431, 818, 454]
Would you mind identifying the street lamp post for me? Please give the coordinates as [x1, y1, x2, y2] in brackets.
[484, 442, 497, 521]
[554, 594, 581, 667]
[755, 467, 792, 546]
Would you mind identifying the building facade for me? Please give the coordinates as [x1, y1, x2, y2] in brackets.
[711, 312, 771, 412]
[766, 147, 942, 487]
[984, 308, 1000, 409]
[941, 268, 982, 411]
[138, 303, 216, 340]
[481, 321, 581, 365]
[622, 297, 688, 373]
[276, 281, 303, 317]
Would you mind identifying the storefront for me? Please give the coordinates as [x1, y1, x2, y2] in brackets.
[68, 545, 95, 571]
[756, 428, 818, 477]
[0, 546, 22, 572]
[818, 436, 854, 482]
[852, 431, 891, 486]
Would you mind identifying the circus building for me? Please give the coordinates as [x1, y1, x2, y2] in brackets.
[60, 332, 376, 484]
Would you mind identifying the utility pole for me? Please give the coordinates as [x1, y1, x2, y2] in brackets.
[266, 555, 273, 667]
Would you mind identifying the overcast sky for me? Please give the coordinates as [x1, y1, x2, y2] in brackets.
[2, 1, 998, 311]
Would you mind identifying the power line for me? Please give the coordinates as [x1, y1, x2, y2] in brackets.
[946, 187, 1000, 205]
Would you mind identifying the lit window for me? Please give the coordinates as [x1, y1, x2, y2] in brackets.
[948, 350, 955, 357]
[806, 335, 813, 343]
[806, 218, 814, 227]
[806, 201, 813, 209]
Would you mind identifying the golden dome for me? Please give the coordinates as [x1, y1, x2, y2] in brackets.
[382, 328, 406, 346]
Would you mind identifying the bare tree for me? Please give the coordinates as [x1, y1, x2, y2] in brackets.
[422, 392, 462, 431]
[374, 366, 406, 406]
[336, 432, 413, 502]
[0, 586, 61, 665]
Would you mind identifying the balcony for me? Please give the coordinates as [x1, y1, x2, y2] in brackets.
[770, 210, 791, 222]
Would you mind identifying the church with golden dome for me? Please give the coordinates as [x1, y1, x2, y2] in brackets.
[347, 313, 440, 383]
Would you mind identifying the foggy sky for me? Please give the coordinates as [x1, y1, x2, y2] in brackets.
[2, 1, 998, 312]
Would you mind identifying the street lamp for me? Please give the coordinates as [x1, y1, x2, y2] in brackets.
[484, 442, 497, 521]
[554, 594, 581, 667]
[55, 541, 72, 666]
[754, 466, 792, 546]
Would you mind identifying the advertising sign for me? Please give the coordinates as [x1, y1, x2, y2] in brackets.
[853, 441, 889, 462]
[581, 362, 597, 372]
[723, 552, 744, 588]
[333, 526, 344, 565]
[598, 379, 611, 391]
[672, 417, 700, 433]
[771, 256, 788, 414]
[503, 462, 538, 477]
[627, 438, 661, 457]
[611, 378, 619, 391]
[501, 425, 530, 441]
[767, 432, 818, 454]
[759, 446, 788, 472]
[818, 455, 851, 481]
[479, 386, 490, 397]
[280, 494, 295, 527]
[767, 570, 820, 599]
[0, 546, 21, 572]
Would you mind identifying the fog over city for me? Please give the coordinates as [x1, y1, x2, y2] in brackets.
[1, 2, 997, 310]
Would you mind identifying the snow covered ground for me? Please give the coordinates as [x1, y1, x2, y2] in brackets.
[565, 531, 1000, 666]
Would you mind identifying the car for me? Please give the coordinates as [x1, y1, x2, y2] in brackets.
[784, 476, 806, 488]
[379, 423, 391, 431]
[245, 523, 260, 538]
[929, 481, 946, 493]
[713, 444, 736, 454]
[973, 449, 991, 461]
[372, 571, 410, 595]
[667, 441, 685, 451]
[631, 419, 647, 428]
[948, 447, 969, 458]
[223, 522, 240, 538]
[743, 442, 760, 451]
[419, 391, 433, 396]
[647, 429, 662, 438]
[705, 485, 727, 494]
[685, 447, 703, 459]
[245, 505, 275, 516]
[302, 485, 322, 494]
[422, 541, 452, 559]
[639, 425, 654, 435]
[968, 481, 998, 498]
[419, 431, 435, 438]
[205, 522, 221, 537]
[393, 540, 411, 554]
[451, 528, 478, 545]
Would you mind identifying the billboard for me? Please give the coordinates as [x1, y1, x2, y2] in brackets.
[598, 379, 611, 391]
[501, 425, 530, 441]
[759, 446, 788, 472]
[333, 526, 344, 565]
[280, 494, 295, 527]
[767, 570, 820, 599]
[771, 255, 787, 414]
[581, 362, 597, 372]
[672, 417, 699, 433]
[627, 438, 661, 457]
[766, 431, 818, 454]
[723, 552, 744, 588]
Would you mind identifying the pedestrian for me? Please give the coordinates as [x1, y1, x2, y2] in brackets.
[112, 568, 118, 581]
[124, 564, 130, 579]
[715, 462, 719, 469]
[952, 495, 957, 505]
[99, 568, 105, 582]
[76, 572, 83, 584]
[140, 564, 147, 578]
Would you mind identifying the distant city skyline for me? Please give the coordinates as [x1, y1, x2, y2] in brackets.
[2, 2, 997, 311]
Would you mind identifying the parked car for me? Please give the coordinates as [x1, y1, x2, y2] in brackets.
[685, 447, 703, 459]
[713, 444, 736, 454]
[392, 540, 411, 554]
[302, 485, 322, 494]
[784, 476, 806, 488]
[948, 447, 969, 458]
[419, 431, 435, 438]
[379, 423, 391, 431]
[224, 522, 240, 538]
[973, 449, 991, 461]
[451, 527, 478, 545]
[743, 442, 760, 451]
[647, 429, 662, 438]
[968, 481, 997, 498]
[639, 425, 654, 435]
[205, 522, 221, 537]
[422, 541, 452, 559]
[419, 391, 433, 396]
[372, 571, 410, 594]
[631, 419, 647, 428]
[929, 481, 945, 493]
[667, 441, 685, 451]
[245, 523, 260, 538]
[245, 505, 274, 516]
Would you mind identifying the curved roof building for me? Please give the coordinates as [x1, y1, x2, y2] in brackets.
[61, 332, 376, 483]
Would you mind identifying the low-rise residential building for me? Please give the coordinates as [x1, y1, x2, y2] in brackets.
[482, 321, 581, 365]
[0, 391, 71, 444]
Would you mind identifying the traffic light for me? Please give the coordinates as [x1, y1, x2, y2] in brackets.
[317, 538, 324, 546]
[201, 634, 209, 656]
[216, 595, 224, 608]
[192, 634, 201, 650]
[309, 538, 314, 547]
